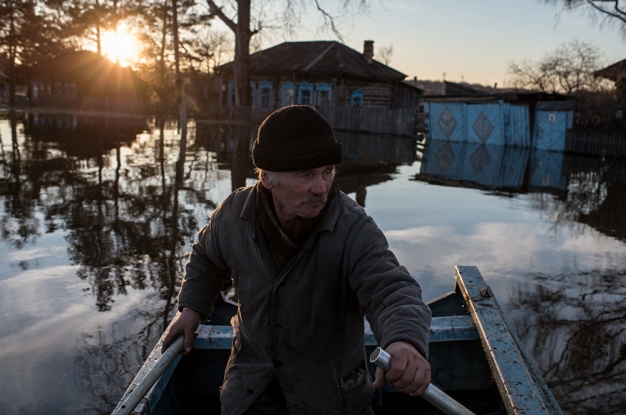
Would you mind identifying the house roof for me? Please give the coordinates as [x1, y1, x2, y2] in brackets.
[594, 58, 626, 81]
[215, 41, 407, 82]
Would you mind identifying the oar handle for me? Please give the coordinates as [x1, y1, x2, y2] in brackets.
[370, 347, 476, 415]
[111, 335, 185, 415]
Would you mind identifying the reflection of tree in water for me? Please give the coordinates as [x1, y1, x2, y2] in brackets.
[71, 118, 200, 413]
[524, 156, 626, 243]
[508, 270, 626, 415]
[0, 114, 43, 249]
[74, 304, 172, 414]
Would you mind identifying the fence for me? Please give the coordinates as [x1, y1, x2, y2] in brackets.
[566, 130, 626, 158]
[318, 107, 417, 136]
[207, 106, 418, 136]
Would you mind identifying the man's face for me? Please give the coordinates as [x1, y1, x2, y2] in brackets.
[263, 165, 335, 224]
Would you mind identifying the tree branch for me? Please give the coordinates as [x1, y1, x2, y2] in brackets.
[313, 0, 344, 43]
[206, 0, 237, 32]
[584, 0, 626, 24]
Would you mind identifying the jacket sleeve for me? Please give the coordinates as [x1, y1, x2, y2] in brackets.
[177, 200, 234, 320]
[345, 213, 431, 358]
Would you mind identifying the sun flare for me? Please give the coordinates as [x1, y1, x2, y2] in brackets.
[101, 26, 138, 67]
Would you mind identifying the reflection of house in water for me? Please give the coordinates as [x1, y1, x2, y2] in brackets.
[417, 139, 626, 241]
[24, 113, 146, 158]
[195, 123, 418, 205]
[335, 132, 418, 206]
[417, 139, 566, 194]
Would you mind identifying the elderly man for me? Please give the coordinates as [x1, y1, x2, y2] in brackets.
[163, 105, 431, 415]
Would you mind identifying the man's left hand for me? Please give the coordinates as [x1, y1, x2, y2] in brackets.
[372, 341, 431, 396]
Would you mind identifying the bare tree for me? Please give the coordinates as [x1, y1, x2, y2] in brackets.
[378, 44, 393, 65]
[544, 0, 626, 38]
[507, 40, 609, 95]
[205, 0, 370, 107]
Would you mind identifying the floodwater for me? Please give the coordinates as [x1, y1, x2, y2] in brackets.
[0, 112, 624, 415]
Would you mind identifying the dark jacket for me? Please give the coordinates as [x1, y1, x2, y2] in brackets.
[178, 183, 431, 415]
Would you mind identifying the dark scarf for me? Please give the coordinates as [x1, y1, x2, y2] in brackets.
[256, 183, 330, 269]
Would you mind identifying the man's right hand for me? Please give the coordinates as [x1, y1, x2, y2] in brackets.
[161, 307, 201, 355]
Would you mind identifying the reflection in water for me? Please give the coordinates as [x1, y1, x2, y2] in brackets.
[1, 116, 625, 414]
[417, 139, 626, 242]
[508, 270, 626, 415]
[416, 138, 626, 414]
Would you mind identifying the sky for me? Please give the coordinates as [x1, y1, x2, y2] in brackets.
[245, 0, 625, 87]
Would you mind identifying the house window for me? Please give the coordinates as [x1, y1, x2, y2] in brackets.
[259, 81, 272, 109]
[351, 90, 363, 107]
[297, 82, 313, 105]
[282, 82, 295, 106]
[315, 83, 332, 107]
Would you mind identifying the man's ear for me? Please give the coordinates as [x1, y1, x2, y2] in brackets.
[260, 172, 273, 189]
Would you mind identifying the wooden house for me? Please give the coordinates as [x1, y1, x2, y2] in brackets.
[27, 51, 148, 112]
[594, 58, 626, 83]
[213, 40, 423, 111]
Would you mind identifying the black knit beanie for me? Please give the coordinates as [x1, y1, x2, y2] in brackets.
[252, 105, 342, 171]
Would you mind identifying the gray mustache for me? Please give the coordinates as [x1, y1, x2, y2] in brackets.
[302, 195, 327, 204]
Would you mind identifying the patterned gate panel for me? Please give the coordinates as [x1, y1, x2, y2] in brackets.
[533, 110, 567, 151]
[428, 103, 466, 142]
[466, 104, 505, 146]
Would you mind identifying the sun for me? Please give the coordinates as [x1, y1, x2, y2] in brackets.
[101, 26, 138, 67]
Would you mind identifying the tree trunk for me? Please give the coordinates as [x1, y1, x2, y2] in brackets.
[95, 0, 102, 54]
[233, 0, 252, 106]
[8, 0, 17, 106]
[172, 0, 188, 168]
[207, 0, 254, 108]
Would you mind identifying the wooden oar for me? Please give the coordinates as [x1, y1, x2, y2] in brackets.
[370, 347, 476, 415]
[111, 335, 185, 415]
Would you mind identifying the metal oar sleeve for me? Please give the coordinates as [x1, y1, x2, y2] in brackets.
[370, 347, 476, 415]
[111, 335, 185, 415]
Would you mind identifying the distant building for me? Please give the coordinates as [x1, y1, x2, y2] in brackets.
[27, 51, 148, 112]
[594, 58, 626, 83]
[213, 40, 423, 111]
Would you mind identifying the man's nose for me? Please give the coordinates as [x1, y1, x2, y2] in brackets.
[310, 175, 327, 195]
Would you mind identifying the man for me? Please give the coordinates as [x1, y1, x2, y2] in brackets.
[163, 105, 431, 414]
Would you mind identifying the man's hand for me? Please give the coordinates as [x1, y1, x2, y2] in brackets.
[372, 341, 431, 396]
[161, 308, 201, 355]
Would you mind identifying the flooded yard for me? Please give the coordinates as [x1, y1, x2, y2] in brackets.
[0, 113, 624, 414]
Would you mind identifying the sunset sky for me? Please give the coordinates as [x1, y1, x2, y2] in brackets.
[253, 0, 625, 87]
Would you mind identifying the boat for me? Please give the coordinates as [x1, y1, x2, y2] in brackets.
[113, 266, 563, 415]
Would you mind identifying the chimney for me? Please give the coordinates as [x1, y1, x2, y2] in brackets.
[363, 40, 374, 64]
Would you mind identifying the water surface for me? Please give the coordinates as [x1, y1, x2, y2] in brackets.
[0, 113, 624, 415]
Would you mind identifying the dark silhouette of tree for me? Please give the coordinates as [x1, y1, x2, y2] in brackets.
[507, 40, 608, 94]
[0, 0, 67, 104]
[378, 44, 393, 65]
[544, 0, 626, 38]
